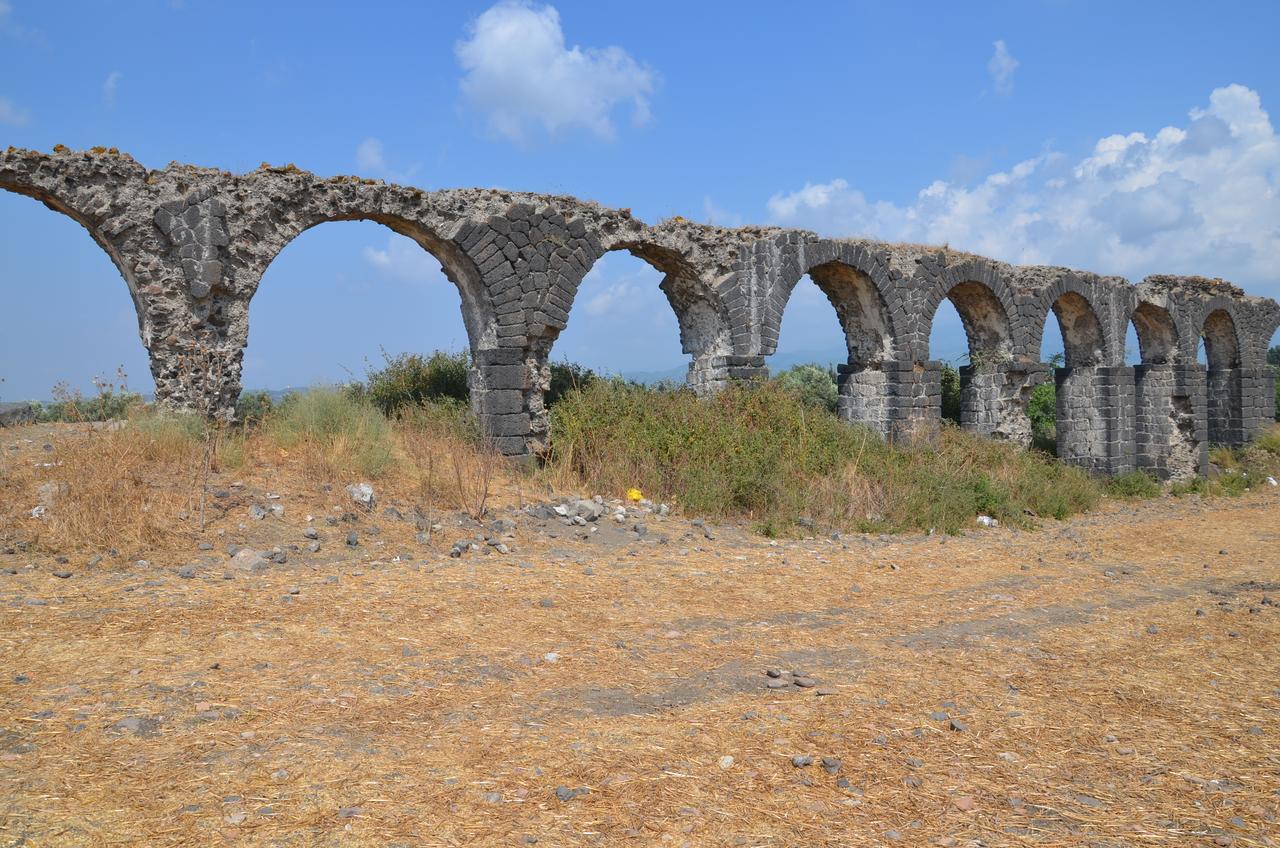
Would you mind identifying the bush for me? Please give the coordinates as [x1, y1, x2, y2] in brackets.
[776, 363, 838, 413]
[1106, 471, 1161, 499]
[940, 364, 961, 424]
[267, 389, 394, 478]
[360, 350, 470, 415]
[1027, 381, 1057, 453]
[38, 389, 144, 423]
[234, 390, 273, 425]
[547, 360, 598, 407]
[547, 378, 1101, 535]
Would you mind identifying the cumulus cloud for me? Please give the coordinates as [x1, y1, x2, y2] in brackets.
[355, 137, 386, 172]
[102, 71, 122, 107]
[766, 84, 1280, 298]
[0, 95, 30, 126]
[455, 0, 655, 143]
[987, 40, 1018, 95]
[362, 236, 445, 285]
[354, 137, 419, 183]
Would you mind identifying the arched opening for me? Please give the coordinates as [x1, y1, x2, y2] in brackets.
[1130, 302, 1177, 365]
[242, 220, 475, 406]
[1039, 291, 1116, 470]
[1130, 302, 1198, 478]
[771, 264, 892, 422]
[925, 280, 1020, 438]
[1201, 308, 1242, 445]
[544, 249, 690, 394]
[0, 190, 152, 414]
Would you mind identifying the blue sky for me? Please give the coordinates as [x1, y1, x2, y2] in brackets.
[2, 0, 1279, 399]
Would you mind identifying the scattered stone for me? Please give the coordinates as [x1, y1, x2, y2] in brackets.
[538, 598, 555, 608]
[228, 549, 268, 573]
[766, 680, 789, 690]
[952, 796, 976, 812]
[197, 541, 213, 551]
[791, 755, 813, 768]
[52, 570, 72, 579]
[178, 565, 197, 579]
[816, 687, 838, 696]
[303, 527, 319, 540]
[346, 483, 375, 510]
[346, 531, 359, 547]
[1146, 624, 1159, 635]
[976, 515, 998, 528]
[948, 719, 969, 733]
[480, 791, 502, 804]
[930, 711, 949, 722]
[820, 757, 841, 774]
[554, 786, 588, 801]
[306, 541, 321, 553]
[793, 676, 817, 688]
[225, 812, 247, 825]
[337, 806, 362, 819]
[765, 668, 782, 678]
[717, 755, 734, 770]
[249, 505, 268, 521]
[286, 586, 300, 595]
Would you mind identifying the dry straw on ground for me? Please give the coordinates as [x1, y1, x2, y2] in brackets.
[1, 423, 1277, 846]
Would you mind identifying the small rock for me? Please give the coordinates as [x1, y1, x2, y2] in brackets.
[1146, 624, 1159, 635]
[303, 527, 319, 540]
[52, 570, 72, 579]
[820, 757, 841, 774]
[178, 565, 197, 579]
[225, 812, 247, 825]
[197, 542, 213, 551]
[791, 755, 813, 768]
[337, 806, 362, 819]
[480, 791, 502, 804]
[346, 531, 359, 547]
[248, 505, 268, 521]
[346, 483, 375, 510]
[948, 719, 969, 733]
[952, 796, 976, 812]
[766, 680, 789, 690]
[717, 755, 734, 770]
[793, 676, 816, 688]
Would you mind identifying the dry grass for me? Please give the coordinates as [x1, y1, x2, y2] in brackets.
[1, 419, 1277, 845]
[0, 416, 206, 557]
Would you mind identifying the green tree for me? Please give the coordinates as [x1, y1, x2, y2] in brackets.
[777, 363, 838, 413]
[940, 363, 961, 424]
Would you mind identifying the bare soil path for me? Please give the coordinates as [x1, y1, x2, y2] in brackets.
[1, 437, 1278, 846]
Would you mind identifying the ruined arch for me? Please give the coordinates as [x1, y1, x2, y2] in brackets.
[1045, 291, 1107, 367]
[764, 242, 902, 366]
[1201, 307, 1241, 369]
[0, 179, 146, 331]
[1129, 302, 1180, 365]
[244, 211, 495, 356]
[923, 280, 1014, 363]
[544, 238, 733, 393]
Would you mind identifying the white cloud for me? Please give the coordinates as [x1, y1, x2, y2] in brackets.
[0, 95, 30, 126]
[702, 196, 742, 227]
[766, 84, 1280, 299]
[356, 137, 386, 172]
[102, 71, 122, 107]
[354, 137, 419, 183]
[0, 1, 43, 43]
[987, 40, 1018, 96]
[362, 236, 446, 285]
[455, 0, 655, 143]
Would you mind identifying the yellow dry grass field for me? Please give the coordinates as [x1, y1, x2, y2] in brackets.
[1, 423, 1278, 846]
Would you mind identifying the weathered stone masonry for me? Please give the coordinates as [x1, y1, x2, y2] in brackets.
[3, 147, 1277, 477]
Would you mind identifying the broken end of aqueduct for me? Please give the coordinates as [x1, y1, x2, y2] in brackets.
[3, 146, 1278, 479]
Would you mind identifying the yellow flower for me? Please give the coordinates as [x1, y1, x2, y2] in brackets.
[626, 487, 643, 502]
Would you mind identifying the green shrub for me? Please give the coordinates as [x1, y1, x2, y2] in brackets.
[267, 389, 394, 478]
[776, 363, 838, 413]
[547, 379, 1101, 535]
[361, 350, 470, 415]
[234, 390, 274, 425]
[1027, 381, 1057, 453]
[1106, 471, 1161, 499]
[940, 364, 961, 424]
[547, 360, 599, 407]
[38, 390, 144, 423]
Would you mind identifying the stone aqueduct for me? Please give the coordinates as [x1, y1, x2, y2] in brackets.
[3, 147, 1278, 477]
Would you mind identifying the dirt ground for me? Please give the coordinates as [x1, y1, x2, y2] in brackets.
[2, 425, 1279, 846]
